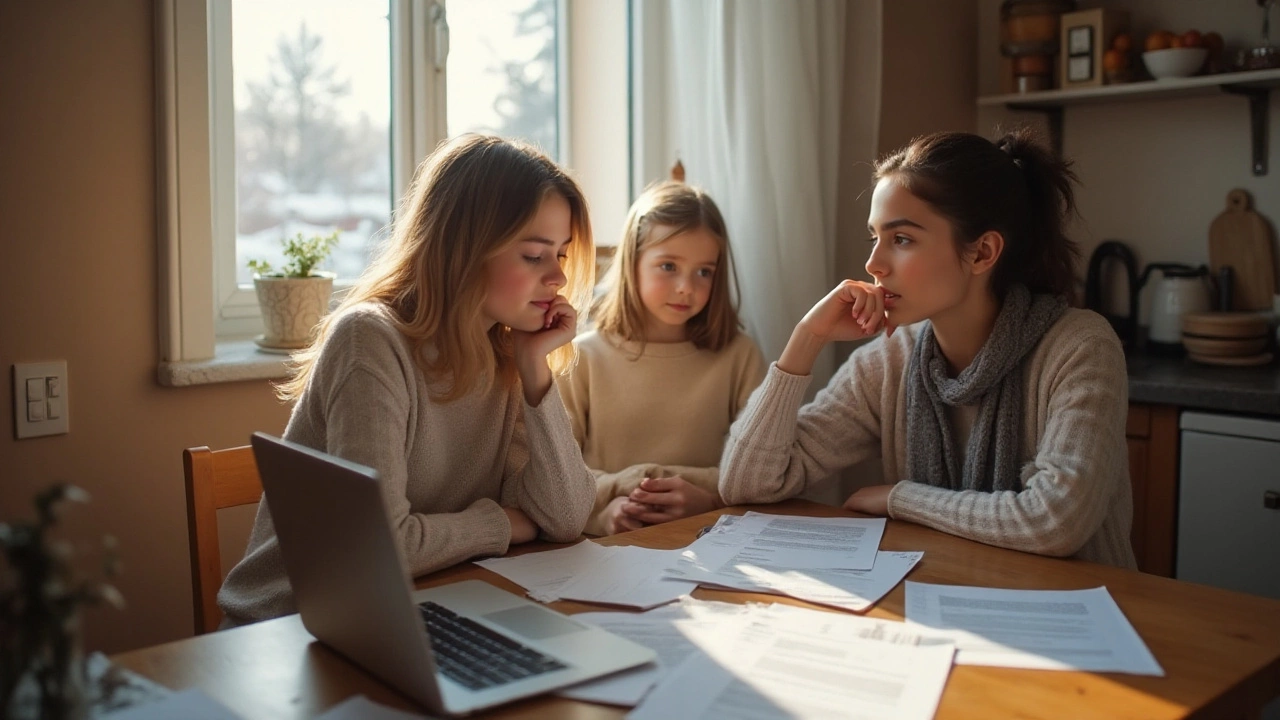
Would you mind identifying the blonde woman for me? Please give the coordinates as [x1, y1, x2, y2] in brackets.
[558, 181, 765, 536]
[219, 135, 599, 626]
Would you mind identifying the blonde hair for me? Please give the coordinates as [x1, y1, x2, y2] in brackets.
[278, 134, 595, 402]
[593, 181, 741, 351]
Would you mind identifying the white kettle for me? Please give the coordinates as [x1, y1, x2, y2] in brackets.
[1139, 263, 1213, 348]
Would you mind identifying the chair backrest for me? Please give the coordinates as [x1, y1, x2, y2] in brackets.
[183, 445, 262, 634]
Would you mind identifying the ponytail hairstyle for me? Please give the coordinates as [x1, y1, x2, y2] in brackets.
[592, 180, 742, 351]
[277, 134, 595, 402]
[873, 128, 1080, 301]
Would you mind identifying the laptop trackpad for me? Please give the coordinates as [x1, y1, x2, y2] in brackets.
[482, 605, 587, 640]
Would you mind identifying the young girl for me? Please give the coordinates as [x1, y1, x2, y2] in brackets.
[720, 129, 1136, 569]
[558, 181, 765, 536]
[219, 134, 600, 626]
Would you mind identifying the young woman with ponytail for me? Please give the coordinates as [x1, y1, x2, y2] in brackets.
[719, 128, 1135, 569]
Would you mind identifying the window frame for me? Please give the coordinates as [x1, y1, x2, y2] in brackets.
[156, 0, 569, 362]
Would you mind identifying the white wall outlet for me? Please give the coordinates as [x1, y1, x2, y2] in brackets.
[13, 361, 69, 439]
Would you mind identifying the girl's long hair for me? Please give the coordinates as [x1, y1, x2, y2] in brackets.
[278, 134, 595, 402]
[592, 180, 741, 351]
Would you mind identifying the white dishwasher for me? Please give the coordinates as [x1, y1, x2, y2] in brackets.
[1177, 411, 1280, 600]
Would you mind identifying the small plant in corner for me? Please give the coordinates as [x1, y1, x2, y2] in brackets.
[247, 230, 339, 278]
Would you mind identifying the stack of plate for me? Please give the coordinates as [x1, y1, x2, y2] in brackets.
[1181, 312, 1274, 366]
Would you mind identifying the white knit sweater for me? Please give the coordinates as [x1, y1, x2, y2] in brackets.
[719, 308, 1136, 569]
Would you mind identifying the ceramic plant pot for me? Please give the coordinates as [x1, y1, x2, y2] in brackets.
[252, 273, 335, 351]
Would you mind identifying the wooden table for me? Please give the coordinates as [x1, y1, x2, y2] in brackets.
[113, 500, 1280, 719]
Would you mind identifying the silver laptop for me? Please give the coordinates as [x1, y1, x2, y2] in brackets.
[250, 432, 656, 716]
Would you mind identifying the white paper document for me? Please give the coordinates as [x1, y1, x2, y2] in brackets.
[554, 545, 699, 609]
[558, 599, 754, 706]
[473, 540, 611, 602]
[669, 513, 888, 583]
[904, 581, 1165, 675]
[627, 620, 955, 720]
[726, 513, 887, 571]
[678, 550, 923, 613]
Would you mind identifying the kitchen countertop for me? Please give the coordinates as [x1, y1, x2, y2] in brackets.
[1127, 350, 1280, 417]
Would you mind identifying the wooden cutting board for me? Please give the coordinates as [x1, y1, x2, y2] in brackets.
[1208, 189, 1277, 311]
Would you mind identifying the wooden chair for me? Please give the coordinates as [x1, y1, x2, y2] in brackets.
[183, 445, 262, 635]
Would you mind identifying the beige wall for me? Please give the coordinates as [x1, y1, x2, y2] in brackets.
[0, 0, 292, 654]
[977, 0, 1280, 321]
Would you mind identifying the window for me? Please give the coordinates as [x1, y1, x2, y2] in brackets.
[157, 0, 568, 359]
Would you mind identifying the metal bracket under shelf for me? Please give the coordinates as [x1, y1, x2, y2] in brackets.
[1005, 103, 1063, 157]
[1005, 84, 1273, 176]
[1220, 85, 1270, 176]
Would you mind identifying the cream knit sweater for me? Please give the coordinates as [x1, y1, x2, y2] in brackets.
[558, 330, 765, 535]
[719, 308, 1136, 569]
[218, 303, 596, 626]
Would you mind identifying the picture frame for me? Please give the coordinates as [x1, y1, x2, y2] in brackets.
[1068, 25, 1093, 56]
[1059, 8, 1130, 88]
[1068, 54, 1093, 82]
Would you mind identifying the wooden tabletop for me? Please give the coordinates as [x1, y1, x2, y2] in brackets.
[112, 501, 1280, 719]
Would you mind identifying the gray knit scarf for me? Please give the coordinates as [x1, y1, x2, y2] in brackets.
[905, 285, 1067, 493]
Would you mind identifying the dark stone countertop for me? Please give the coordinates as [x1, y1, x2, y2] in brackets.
[1126, 350, 1280, 417]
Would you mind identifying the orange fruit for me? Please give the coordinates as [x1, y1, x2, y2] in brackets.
[1181, 30, 1204, 48]
[1169, 34, 1186, 48]
[1145, 30, 1172, 52]
[1103, 48, 1127, 72]
[1112, 32, 1133, 52]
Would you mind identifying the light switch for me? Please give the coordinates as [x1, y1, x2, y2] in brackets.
[13, 361, 69, 439]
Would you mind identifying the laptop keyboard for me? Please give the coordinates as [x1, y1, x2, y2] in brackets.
[419, 601, 567, 690]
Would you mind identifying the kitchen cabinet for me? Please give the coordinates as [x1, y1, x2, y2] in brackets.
[1127, 403, 1179, 576]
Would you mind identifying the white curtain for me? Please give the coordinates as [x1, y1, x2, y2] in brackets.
[650, 0, 847, 387]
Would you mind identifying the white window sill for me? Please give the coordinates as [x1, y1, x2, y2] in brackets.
[157, 338, 292, 387]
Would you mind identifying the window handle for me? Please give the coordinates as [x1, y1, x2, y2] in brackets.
[431, 2, 450, 71]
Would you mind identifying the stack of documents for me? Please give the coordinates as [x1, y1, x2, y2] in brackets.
[661, 512, 920, 612]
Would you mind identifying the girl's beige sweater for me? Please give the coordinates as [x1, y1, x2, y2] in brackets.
[558, 330, 765, 535]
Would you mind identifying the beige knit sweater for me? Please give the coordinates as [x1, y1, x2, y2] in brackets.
[218, 304, 596, 626]
[557, 330, 765, 535]
[720, 308, 1136, 569]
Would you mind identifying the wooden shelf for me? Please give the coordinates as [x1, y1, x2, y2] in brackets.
[977, 68, 1280, 175]
[977, 67, 1280, 107]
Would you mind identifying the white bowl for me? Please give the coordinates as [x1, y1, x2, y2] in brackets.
[1142, 47, 1208, 79]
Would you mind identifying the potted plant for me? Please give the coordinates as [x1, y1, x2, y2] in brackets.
[2, 484, 122, 720]
[247, 231, 339, 352]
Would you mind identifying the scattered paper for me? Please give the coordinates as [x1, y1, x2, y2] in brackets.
[474, 540, 611, 601]
[676, 550, 923, 613]
[904, 582, 1164, 675]
[554, 546, 698, 609]
[559, 599, 754, 706]
[627, 620, 954, 720]
[100, 689, 241, 719]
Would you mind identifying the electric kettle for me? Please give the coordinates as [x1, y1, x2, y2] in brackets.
[1138, 263, 1214, 350]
